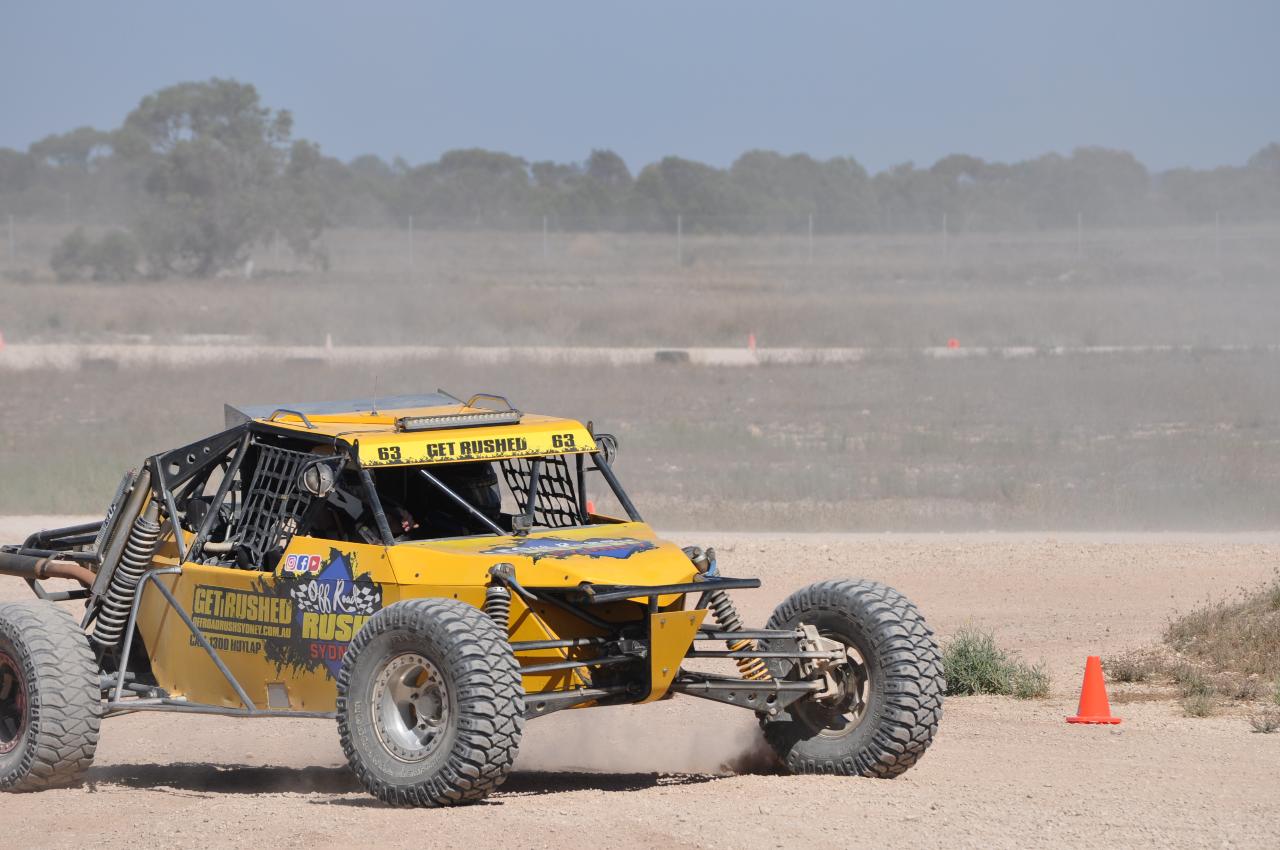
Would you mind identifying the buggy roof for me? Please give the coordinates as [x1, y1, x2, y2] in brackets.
[225, 394, 597, 467]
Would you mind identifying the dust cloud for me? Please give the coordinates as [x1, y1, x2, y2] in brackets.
[515, 702, 781, 776]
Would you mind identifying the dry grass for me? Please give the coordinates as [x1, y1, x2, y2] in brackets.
[1104, 649, 1164, 683]
[3, 222, 1280, 348]
[1165, 573, 1280, 681]
[1, 348, 1279, 529]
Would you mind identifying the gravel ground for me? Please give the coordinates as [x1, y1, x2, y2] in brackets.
[1, 518, 1277, 849]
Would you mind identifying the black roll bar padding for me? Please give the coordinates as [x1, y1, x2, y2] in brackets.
[575, 453, 588, 522]
[357, 464, 397, 546]
[521, 457, 544, 528]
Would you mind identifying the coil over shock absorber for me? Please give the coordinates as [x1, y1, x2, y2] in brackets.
[92, 502, 163, 649]
[688, 546, 770, 681]
[483, 583, 512, 630]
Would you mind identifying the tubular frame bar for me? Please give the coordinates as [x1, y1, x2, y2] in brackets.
[686, 649, 842, 660]
[524, 685, 629, 719]
[188, 430, 251, 561]
[22, 522, 103, 549]
[583, 576, 761, 605]
[518, 654, 633, 676]
[105, 702, 335, 719]
[591, 452, 641, 521]
[416, 468, 506, 537]
[154, 463, 188, 562]
[510, 637, 610, 652]
[696, 627, 798, 641]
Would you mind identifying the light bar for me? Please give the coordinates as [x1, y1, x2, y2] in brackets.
[396, 409, 523, 432]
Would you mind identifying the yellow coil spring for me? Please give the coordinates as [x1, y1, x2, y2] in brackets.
[707, 589, 771, 681]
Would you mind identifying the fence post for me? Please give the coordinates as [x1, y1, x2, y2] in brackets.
[408, 215, 415, 281]
[676, 213, 683, 266]
[7, 215, 13, 267]
[807, 213, 814, 265]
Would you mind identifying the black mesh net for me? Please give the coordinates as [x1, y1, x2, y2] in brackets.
[225, 442, 318, 564]
[500, 455, 581, 528]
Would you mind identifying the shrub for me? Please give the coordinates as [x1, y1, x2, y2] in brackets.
[942, 626, 1050, 699]
[1250, 709, 1280, 734]
[50, 227, 140, 282]
[1172, 663, 1214, 698]
[1181, 693, 1215, 717]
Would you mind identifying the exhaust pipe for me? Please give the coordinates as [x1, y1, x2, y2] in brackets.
[0, 551, 95, 588]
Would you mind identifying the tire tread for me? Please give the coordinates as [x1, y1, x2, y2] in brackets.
[0, 601, 101, 791]
[761, 579, 943, 778]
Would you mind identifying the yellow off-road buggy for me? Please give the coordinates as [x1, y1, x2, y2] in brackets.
[0, 393, 943, 805]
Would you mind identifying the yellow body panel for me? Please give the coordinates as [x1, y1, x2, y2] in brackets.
[262, 403, 596, 468]
[644, 609, 707, 702]
[136, 525, 699, 712]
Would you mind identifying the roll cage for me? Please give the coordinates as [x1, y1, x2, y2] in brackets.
[128, 419, 641, 571]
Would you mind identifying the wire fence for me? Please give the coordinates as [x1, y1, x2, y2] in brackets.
[2, 211, 1277, 285]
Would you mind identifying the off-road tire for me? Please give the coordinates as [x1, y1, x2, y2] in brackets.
[760, 579, 943, 777]
[337, 598, 524, 807]
[0, 601, 101, 791]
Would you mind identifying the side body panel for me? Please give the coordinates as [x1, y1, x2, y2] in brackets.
[136, 524, 702, 711]
[137, 537, 395, 711]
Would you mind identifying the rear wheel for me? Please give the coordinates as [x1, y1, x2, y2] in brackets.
[760, 579, 943, 777]
[0, 601, 101, 791]
[337, 598, 524, 807]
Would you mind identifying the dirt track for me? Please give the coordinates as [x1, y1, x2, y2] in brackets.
[2, 519, 1278, 849]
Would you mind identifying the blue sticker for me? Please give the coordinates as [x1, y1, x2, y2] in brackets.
[483, 536, 657, 561]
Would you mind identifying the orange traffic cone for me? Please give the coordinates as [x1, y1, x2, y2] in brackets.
[1067, 655, 1121, 724]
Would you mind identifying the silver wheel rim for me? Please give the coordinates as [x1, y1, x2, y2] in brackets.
[370, 652, 451, 763]
[795, 633, 871, 738]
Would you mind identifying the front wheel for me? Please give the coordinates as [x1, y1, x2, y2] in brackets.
[760, 579, 943, 777]
[336, 598, 524, 807]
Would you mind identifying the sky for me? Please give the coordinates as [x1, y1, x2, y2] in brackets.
[2, 1, 1277, 174]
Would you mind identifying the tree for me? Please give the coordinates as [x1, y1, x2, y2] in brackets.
[0, 148, 36, 194]
[630, 156, 742, 229]
[404, 149, 533, 227]
[28, 127, 113, 170]
[114, 78, 317, 276]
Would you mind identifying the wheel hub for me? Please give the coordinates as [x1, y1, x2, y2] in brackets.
[371, 653, 450, 763]
[794, 634, 870, 738]
[0, 650, 27, 756]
